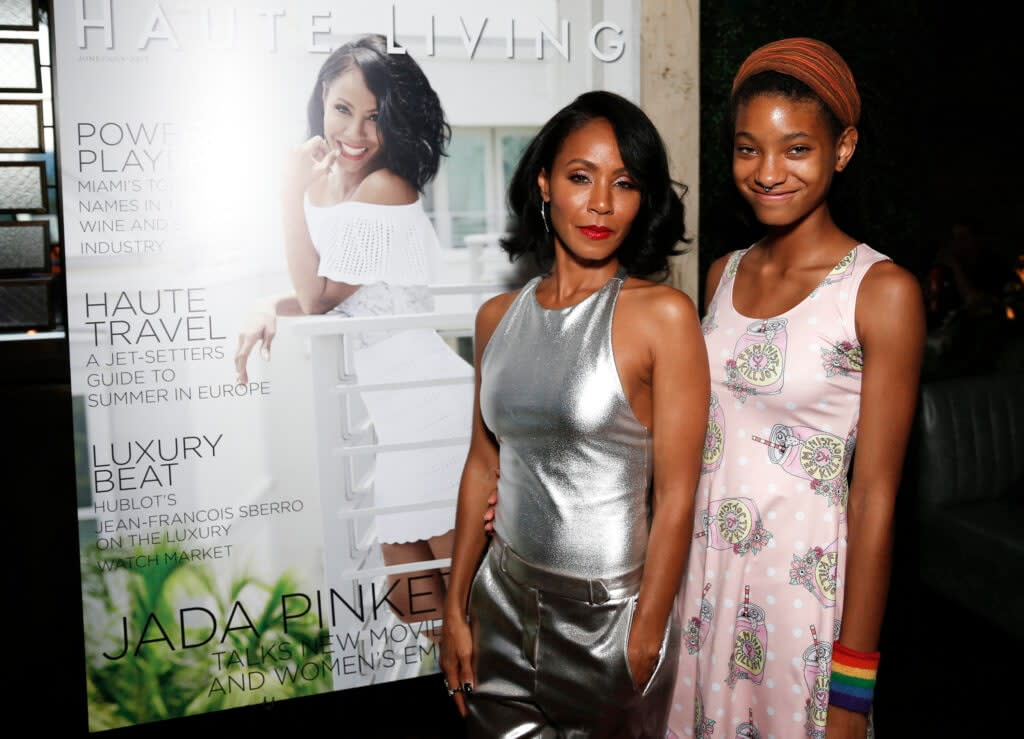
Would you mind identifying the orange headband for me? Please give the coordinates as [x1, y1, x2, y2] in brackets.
[731, 37, 860, 128]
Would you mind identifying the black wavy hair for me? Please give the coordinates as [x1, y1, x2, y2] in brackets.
[307, 34, 450, 191]
[501, 90, 690, 278]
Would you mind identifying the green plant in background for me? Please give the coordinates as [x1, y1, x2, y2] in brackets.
[81, 546, 330, 732]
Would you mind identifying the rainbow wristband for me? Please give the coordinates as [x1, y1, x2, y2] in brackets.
[829, 641, 879, 714]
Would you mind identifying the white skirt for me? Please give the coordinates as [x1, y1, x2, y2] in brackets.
[353, 328, 474, 544]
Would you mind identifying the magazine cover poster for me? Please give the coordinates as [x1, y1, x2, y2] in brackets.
[52, 0, 641, 730]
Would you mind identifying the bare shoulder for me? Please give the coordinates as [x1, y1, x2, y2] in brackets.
[856, 259, 926, 341]
[621, 278, 699, 325]
[475, 290, 520, 349]
[858, 259, 924, 310]
[477, 290, 518, 325]
[703, 252, 733, 310]
[707, 253, 732, 284]
[350, 168, 418, 205]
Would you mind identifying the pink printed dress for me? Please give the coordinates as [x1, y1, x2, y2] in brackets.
[668, 244, 888, 739]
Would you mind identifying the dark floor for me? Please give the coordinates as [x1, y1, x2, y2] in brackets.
[96, 675, 468, 739]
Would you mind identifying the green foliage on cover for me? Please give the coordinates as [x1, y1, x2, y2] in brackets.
[81, 546, 330, 731]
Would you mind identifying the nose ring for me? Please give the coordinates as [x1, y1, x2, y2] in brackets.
[763, 184, 773, 193]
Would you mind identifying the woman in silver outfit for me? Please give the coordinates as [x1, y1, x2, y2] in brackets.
[440, 90, 710, 738]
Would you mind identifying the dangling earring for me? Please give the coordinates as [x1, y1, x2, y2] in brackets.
[541, 201, 551, 235]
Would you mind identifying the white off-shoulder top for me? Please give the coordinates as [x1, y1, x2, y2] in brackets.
[303, 197, 443, 348]
[304, 197, 443, 286]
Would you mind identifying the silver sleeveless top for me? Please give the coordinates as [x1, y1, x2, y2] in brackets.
[480, 267, 652, 578]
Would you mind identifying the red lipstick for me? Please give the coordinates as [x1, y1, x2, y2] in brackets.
[579, 225, 613, 240]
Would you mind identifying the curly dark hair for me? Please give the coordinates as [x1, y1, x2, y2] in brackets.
[502, 90, 690, 278]
[306, 34, 450, 191]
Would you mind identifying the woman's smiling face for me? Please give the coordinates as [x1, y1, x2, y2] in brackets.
[322, 65, 382, 177]
[732, 94, 854, 229]
[538, 117, 642, 265]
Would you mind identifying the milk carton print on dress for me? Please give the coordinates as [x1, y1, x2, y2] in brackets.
[726, 585, 768, 687]
[669, 244, 893, 738]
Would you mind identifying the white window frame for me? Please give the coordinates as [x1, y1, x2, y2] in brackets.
[428, 125, 537, 251]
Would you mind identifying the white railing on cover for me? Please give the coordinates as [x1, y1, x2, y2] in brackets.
[266, 283, 505, 688]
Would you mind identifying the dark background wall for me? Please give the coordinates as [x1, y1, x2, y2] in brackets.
[5, 2, 1019, 737]
[698, 0, 1016, 287]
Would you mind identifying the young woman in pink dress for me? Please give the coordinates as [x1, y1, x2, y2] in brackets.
[667, 37, 925, 739]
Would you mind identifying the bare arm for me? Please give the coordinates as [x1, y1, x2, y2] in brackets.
[234, 294, 310, 383]
[266, 294, 304, 317]
[440, 292, 513, 715]
[841, 262, 924, 652]
[281, 137, 358, 314]
[628, 287, 710, 684]
[825, 261, 923, 737]
[703, 254, 730, 314]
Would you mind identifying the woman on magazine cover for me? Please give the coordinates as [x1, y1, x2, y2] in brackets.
[235, 33, 471, 629]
